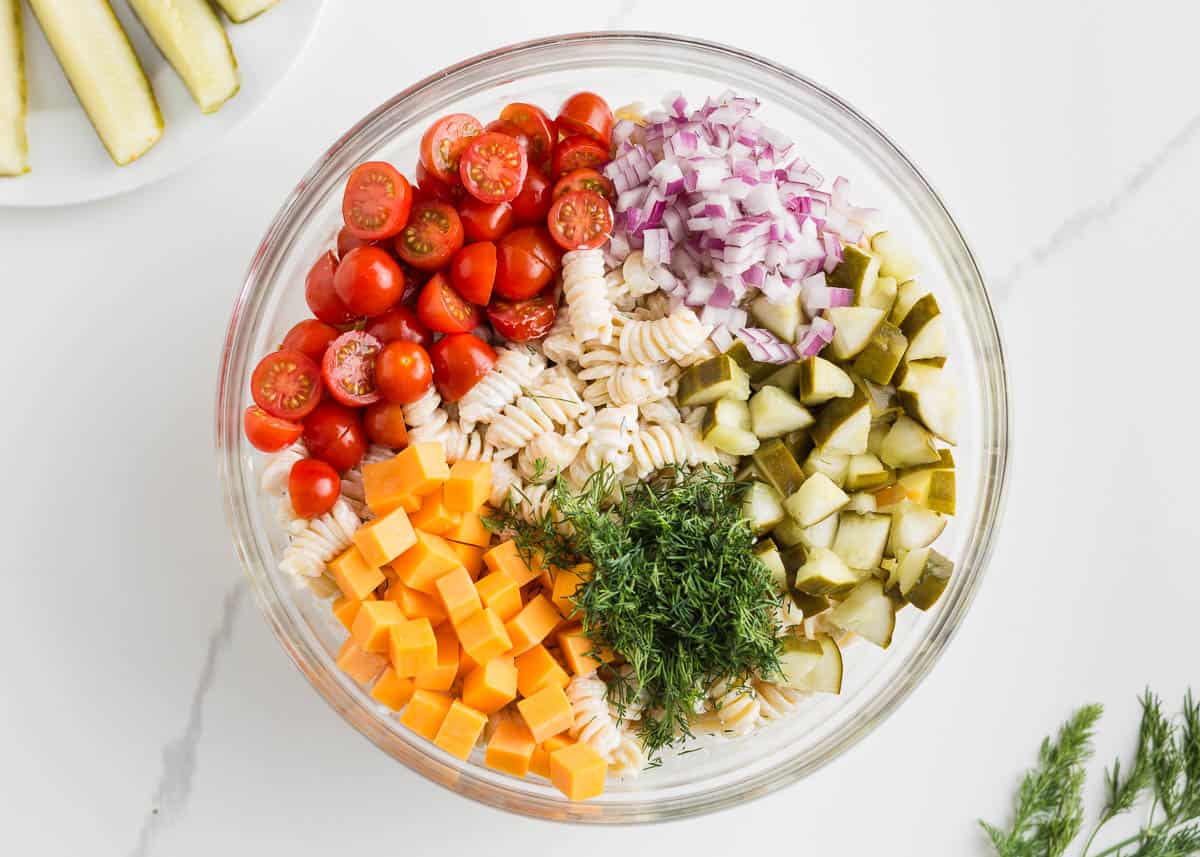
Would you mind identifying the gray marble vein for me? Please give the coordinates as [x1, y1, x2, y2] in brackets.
[992, 109, 1200, 300]
[128, 580, 246, 857]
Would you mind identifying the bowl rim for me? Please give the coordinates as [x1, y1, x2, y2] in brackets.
[217, 29, 1011, 824]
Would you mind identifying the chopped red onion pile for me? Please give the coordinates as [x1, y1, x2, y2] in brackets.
[604, 91, 877, 363]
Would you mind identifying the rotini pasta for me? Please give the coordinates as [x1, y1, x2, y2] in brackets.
[278, 497, 361, 580]
[402, 386, 448, 445]
[523, 366, 590, 426]
[567, 673, 623, 760]
[457, 346, 546, 428]
[518, 429, 586, 481]
[618, 305, 712, 364]
[541, 305, 584, 366]
[485, 397, 557, 452]
[561, 248, 615, 345]
[709, 678, 761, 737]
[629, 421, 719, 478]
[569, 404, 637, 487]
[754, 680, 806, 723]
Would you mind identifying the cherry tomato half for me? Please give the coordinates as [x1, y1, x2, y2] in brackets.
[413, 160, 466, 206]
[280, 319, 340, 365]
[430, 333, 497, 402]
[449, 242, 497, 306]
[363, 400, 409, 448]
[484, 119, 532, 156]
[459, 132, 528, 204]
[494, 227, 562, 300]
[322, 331, 383, 406]
[289, 458, 341, 518]
[510, 164, 553, 226]
[547, 190, 614, 251]
[552, 135, 609, 177]
[251, 349, 322, 420]
[417, 272, 481, 334]
[336, 226, 377, 259]
[243, 406, 303, 452]
[553, 167, 616, 204]
[376, 341, 433, 405]
[487, 292, 558, 343]
[341, 161, 412, 241]
[302, 400, 367, 472]
[419, 113, 483, 184]
[305, 251, 355, 325]
[458, 196, 514, 242]
[332, 246, 403, 318]
[556, 92, 614, 146]
[365, 305, 432, 349]
[394, 201, 465, 271]
[499, 102, 556, 168]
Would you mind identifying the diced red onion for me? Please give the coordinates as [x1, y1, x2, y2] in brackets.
[736, 327, 799, 363]
[642, 228, 671, 266]
[709, 325, 735, 352]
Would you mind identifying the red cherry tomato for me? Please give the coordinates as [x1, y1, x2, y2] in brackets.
[305, 251, 355, 325]
[321, 331, 383, 406]
[341, 161, 412, 241]
[487, 292, 558, 342]
[280, 319, 340, 364]
[553, 167, 616, 204]
[413, 160, 466, 206]
[449, 242, 497, 305]
[394, 200, 465, 272]
[417, 272, 482, 334]
[552, 135, 609, 177]
[458, 196, 514, 242]
[336, 225, 377, 259]
[243, 406, 303, 452]
[547, 190, 614, 251]
[419, 113, 483, 184]
[430, 333, 497, 402]
[364, 305, 432, 349]
[332, 246, 403, 317]
[459, 132, 528, 204]
[494, 227, 562, 300]
[288, 458, 341, 518]
[302, 401, 367, 472]
[484, 119, 532, 156]
[556, 92, 613, 146]
[499, 102, 556, 168]
[376, 341, 434, 405]
[510, 164, 553, 226]
[363, 401, 409, 448]
[251, 349, 322, 420]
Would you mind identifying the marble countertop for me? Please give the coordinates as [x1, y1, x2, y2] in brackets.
[2, 2, 1197, 854]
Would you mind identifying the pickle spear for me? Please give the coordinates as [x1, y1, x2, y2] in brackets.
[128, 0, 240, 113]
[213, 0, 278, 23]
[0, 0, 28, 175]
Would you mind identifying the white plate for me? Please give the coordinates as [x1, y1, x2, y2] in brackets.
[0, 0, 325, 207]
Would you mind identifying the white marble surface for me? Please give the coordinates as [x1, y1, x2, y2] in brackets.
[2, 1, 1198, 854]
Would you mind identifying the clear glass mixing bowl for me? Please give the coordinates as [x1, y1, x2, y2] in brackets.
[216, 32, 1010, 823]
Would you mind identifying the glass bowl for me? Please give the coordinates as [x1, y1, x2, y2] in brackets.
[216, 31, 1010, 823]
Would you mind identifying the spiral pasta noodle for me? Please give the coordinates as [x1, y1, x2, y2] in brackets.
[278, 497, 361, 580]
[458, 347, 546, 428]
[402, 386, 448, 445]
[754, 680, 806, 723]
[629, 421, 719, 478]
[485, 397, 557, 453]
[541, 306, 585, 366]
[618, 305, 712, 365]
[561, 248, 615, 345]
[709, 678, 761, 737]
[567, 673, 623, 760]
[523, 366, 590, 426]
[569, 404, 637, 487]
[518, 429, 586, 481]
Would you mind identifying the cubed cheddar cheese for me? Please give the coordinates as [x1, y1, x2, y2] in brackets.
[445, 510, 491, 548]
[444, 460, 492, 513]
[350, 600, 406, 653]
[414, 626, 459, 692]
[515, 644, 570, 698]
[517, 683, 574, 743]
[475, 571, 522, 622]
[331, 591, 375, 632]
[550, 742, 608, 801]
[434, 566, 482, 625]
[530, 550, 555, 589]
[485, 719, 537, 778]
[335, 638, 387, 686]
[550, 563, 591, 619]
[400, 689, 453, 740]
[462, 656, 517, 714]
[389, 618, 438, 677]
[483, 540, 537, 587]
[457, 647, 479, 680]
[352, 507, 417, 568]
[409, 487, 462, 536]
[433, 700, 488, 760]
[363, 456, 421, 517]
[386, 581, 447, 626]
[392, 530, 463, 594]
[529, 734, 573, 779]
[395, 442, 451, 496]
[329, 547, 386, 602]
[450, 542, 486, 580]
[505, 594, 562, 655]
[557, 625, 614, 676]
[370, 668, 415, 710]
[455, 608, 512, 664]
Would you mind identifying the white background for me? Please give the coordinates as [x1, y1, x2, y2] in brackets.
[2, 1, 1198, 855]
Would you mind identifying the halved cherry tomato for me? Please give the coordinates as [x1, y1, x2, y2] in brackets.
[420, 113, 483, 184]
[281, 319, 340, 364]
[413, 160, 466, 206]
[556, 92, 613, 146]
[321, 331, 383, 407]
[341, 161, 412, 240]
[336, 226, 376, 258]
[494, 227, 562, 300]
[289, 458, 340, 518]
[251, 350, 322, 420]
[485, 119, 532, 156]
[305, 251, 355, 325]
[430, 333, 497, 402]
[552, 135, 609, 177]
[394, 201, 465, 271]
[332, 246, 403, 317]
[487, 292, 558, 342]
[510, 164, 553, 225]
[459, 132, 527, 204]
[499, 102, 556, 168]
[458, 196, 514, 242]
[302, 401, 367, 471]
[376, 341, 433, 404]
[365, 305, 431, 349]
[243, 406, 302, 452]
[449, 242, 497, 305]
[363, 401, 409, 448]
[553, 167, 616, 204]
[547, 190, 613, 251]
[417, 272, 481, 334]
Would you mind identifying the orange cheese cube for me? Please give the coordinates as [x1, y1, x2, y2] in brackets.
[370, 668, 415, 710]
[352, 506, 418, 568]
[329, 547, 386, 601]
[550, 563, 591, 619]
[414, 626, 459, 692]
[515, 644, 570, 698]
[457, 647, 479, 679]
[433, 700, 488, 760]
[455, 608, 513, 664]
[450, 542, 486, 580]
[517, 683, 574, 743]
[395, 442, 451, 497]
[435, 565, 483, 625]
[557, 626, 613, 676]
[530, 550, 555, 589]
[445, 509, 492, 548]
[392, 530, 463, 594]
[462, 656, 517, 714]
[504, 594, 562, 655]
[550, 742, 608, 801]
[331, 591, 375, 632]
[387, 581, 447, 626]
[483, 540, 537, 586]
[475, 571, 523, 622]
[389, 618, 438, 677]
[363, 454, 423, 516]
[400, 689, 453, 740]
[409, 487, 462, 535]
[529, 734, 574, 779]
[444, 460, 492, 513]
[335, 639, 387, 686]
[350, 600, 406, 653]
[485, 719, 537, 777]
